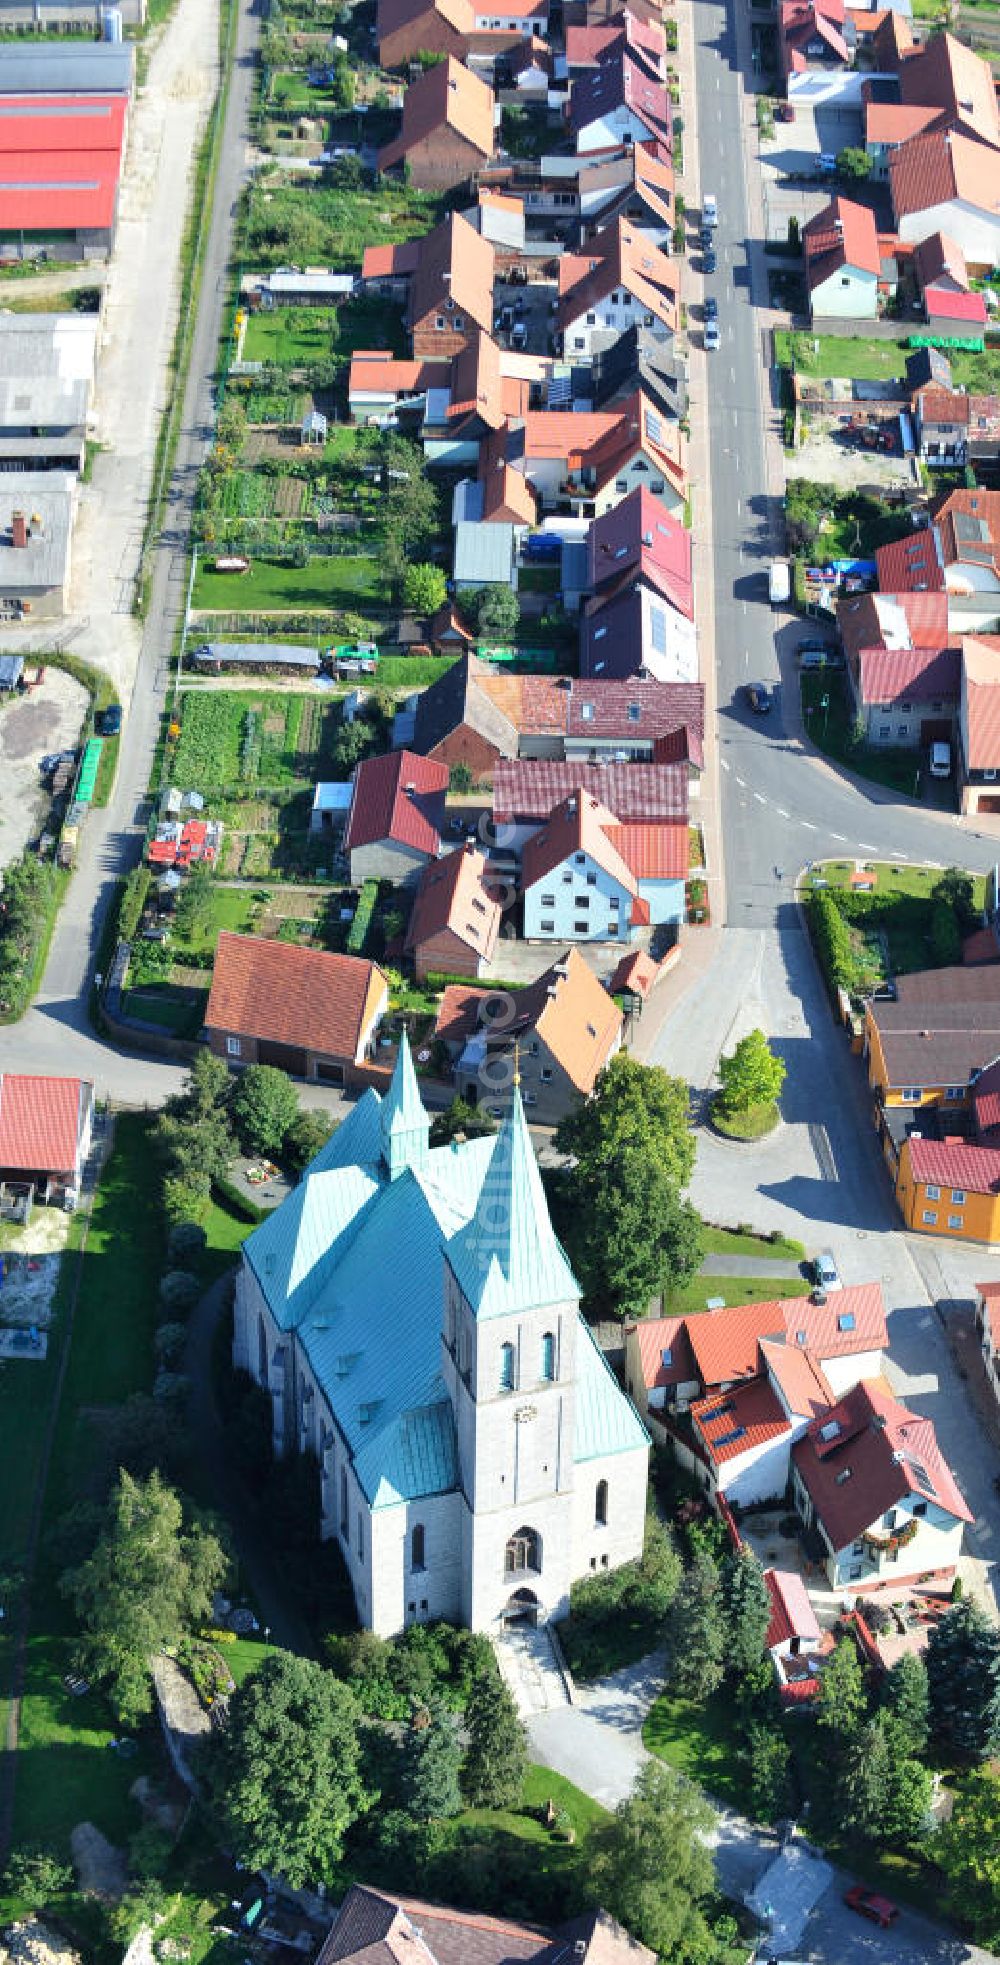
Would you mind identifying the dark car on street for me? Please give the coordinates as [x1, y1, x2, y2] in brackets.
[746, 682, 771, 714]
[844, 1885, 899, 1928]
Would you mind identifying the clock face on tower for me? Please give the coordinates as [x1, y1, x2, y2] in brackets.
[514, 1404, 537, 1424]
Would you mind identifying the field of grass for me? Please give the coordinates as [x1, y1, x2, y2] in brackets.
[169, 882, 257, 958]
[812, 859, 987, 906]
[777, 330, 909, 381]
[245, 178, 443, 272]
[644, 1689, 751, 1810]
[242, 306, 337, 368]
[192, 553, 384, 612]
[664, 1273, 811, 1316]
[701, 1223, 806, 1260]
[800, 670, 926, 797]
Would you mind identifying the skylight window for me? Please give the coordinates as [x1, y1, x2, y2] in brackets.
[837, 1311, 856, 1332]
[646, 410, 662, 443]
[835, 1467, 852, 1484]
[819, 1419, 841, 1442]
[713, 1425, 746, 1448]
[661, 1347, 672, 1367]
[795, 1330, 807, 1346]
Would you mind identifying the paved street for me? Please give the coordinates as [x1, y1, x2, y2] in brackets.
[528, 1653, 996, 1965]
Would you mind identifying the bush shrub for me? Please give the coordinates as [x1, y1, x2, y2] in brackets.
[154, 1322, 187, 1367]
[159, 1269, 201, 1315]
[167, 1219, 207, 1264]
[807, 888, 854, 993]
[347, 879, 378, 955]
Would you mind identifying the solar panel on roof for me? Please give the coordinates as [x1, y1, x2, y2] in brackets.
[713, 1425, 746, 1447]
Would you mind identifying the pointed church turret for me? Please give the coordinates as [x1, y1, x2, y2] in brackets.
[449, 1086, 578, 1316]
[380, 1032, 430, 1180]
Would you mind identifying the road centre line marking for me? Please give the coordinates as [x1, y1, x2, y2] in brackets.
[858, 842, 876, 850]
[721, 757, 730, 770]
[830, 833, 847, 841]
[776, 808, 789, 818]
[801, 821, 817, 831]
[735, 776, 747, 787]
[754, 792, 766, 804]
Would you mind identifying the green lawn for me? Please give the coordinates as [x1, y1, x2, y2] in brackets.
[10, 1116, 251, 1858]
[241, 307, 337, 367]
[193, 553, 384, 612]
[812, 859, 987, 906]
[665, 1273, 810, 1316]
[776, 330, 909, 381]
[169, 883, 257, 959]
[644, 1689, 751, 1810]
[701, 1223, 806, 1261]
[124, 985, 209, 1036]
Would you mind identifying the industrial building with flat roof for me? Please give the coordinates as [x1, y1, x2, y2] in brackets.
[0, 41, 134, 95]
[0, 313, 97, 473]
[0, 90, 127, 256]
[0, 474, 76, 619]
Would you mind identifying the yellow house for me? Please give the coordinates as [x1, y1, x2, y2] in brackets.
[896, 1135, 1000, 1242]
[864, 965, 1000, 1111]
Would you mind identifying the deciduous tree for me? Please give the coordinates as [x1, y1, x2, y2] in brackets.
[716, 1029, 786, 1117]
[207, 1652, 368, 1885]
[936, 1769, 1000, 1946]
[231, 1063, 300, 1157]
[591, 1760, 717, 1962]
[402, 562, 447, 616]
[60, 1470, 228, 1725]
[555, 1054, 696, 1193]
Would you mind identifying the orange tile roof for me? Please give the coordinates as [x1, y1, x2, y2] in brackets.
[479, 422, 538, 525]
[962, 633, 1000, 769]
[379, 55, 495, 173]
[447, 328, 505, 430]
[404, 843, 501, 962]
[803, 194, 881, 284]
[348, 352, 449, 399]
[760, 1337, 832, 1420]
[612, 821, 688, 878]
[864, 100, 940, 148]
[205, 934, 386, 1062]
[608, 948, 663, 998]
[686, 1300, 788, 1386]
[410, 209, 495, 339]
[692, 1377, 790, 1466]
[558, 216, 679, 334]
[432, 949, 622, 1093]
[898, 29, 1000, 147]
[522, 788, 638, 896]
[361, 239, 421, 280]
[628, 1312, 697, 1388]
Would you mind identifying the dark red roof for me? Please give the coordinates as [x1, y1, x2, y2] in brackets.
[205, 933, 387, 1062]
[0, 1073, 87, 1175]
[791, 1377, 972, 1550]
[344, 749, 449, 856]
[857, 642, 960, 707]
[493, 758, 688, 823]
[971, 1057, 1000, 1136]
[587, 487, 694, 620]
[907, 1133, 1000, 1195]
[565, 678, 704, 743]
[875, 532, 945, 594]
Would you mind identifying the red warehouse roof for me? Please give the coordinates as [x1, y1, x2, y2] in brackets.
[0, 149, 119, 230]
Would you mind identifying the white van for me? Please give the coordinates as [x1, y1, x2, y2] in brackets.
[930, 741, 951, 778]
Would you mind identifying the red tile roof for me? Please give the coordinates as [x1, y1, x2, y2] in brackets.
[348, 352, 449, 401]
[571, 47, 670, 139]
[493, 758, 689, 823]
[890, 127, 1000, 225]
[205, 934, 387, 1062]
[781, 1284, 888, 1358]
[558, 218, 679, 335]
[686, 1300, 788, 1387]
[433, 949, 622, 1094]
[962, 633, 1000, 770]
[858, 643, 960, 708]
[803, 195, 881, 285]
[587, 487, 694, 621]
[925, 289, 989, 325]
[344, 749, 449, 856]
[971, 1057, 1000, 1136]
[522, 789, 637, 896]
[907, 1132, 1000, 1195]
[765, 1568, 821, 1649]
[361, 239, 421, 281]
[405, 843, 501, 961]
[0, 1073, 88, 1175]
[410, 210, 495, 338]
[760, 1337, 833, 1420]
[692, 1377, 790, 1466]
[317, 1884, 558, 1965]
[875, 532, 945, 594]
[792, 1377, 973, 1551]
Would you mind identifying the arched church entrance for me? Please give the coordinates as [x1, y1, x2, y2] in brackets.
[502, 1587, 541, 1629]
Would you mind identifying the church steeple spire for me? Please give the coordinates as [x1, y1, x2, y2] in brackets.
[380, 1033, 429, 1180]
[448, 1086, 577, 1316]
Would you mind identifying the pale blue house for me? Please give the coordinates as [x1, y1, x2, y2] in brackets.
[521, 788, 687, 943]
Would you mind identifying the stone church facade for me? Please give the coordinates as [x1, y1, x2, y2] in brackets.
[233, 1040, 649, 1636]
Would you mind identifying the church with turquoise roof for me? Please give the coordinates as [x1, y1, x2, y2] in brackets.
[233, 1039, 650, 1635]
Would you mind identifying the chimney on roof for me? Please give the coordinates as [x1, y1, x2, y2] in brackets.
[11, 510, 27, 549]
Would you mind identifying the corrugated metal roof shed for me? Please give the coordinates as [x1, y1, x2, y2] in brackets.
[0, 42, 134, 93]
[453, 520, 515, 587]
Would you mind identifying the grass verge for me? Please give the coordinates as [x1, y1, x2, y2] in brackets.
[800, 671, 926, 797]
[665, 1273, 811, 1316]
[711, 1100, 781, 1141]
[139, 0, 239, 612]
[644, 1688, 751, 1810]
[701, 1223, 805, 1260]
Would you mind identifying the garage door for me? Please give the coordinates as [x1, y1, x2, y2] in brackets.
[315, 1061, 345, 1086]
[259, 1040, 307, 1075]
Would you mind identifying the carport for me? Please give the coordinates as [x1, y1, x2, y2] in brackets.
[746, 1841, 833, 1956]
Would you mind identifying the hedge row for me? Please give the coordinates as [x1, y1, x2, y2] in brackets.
[346, 878, 378, 955]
